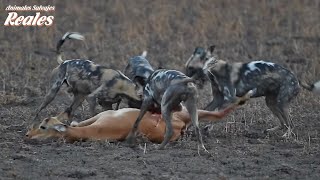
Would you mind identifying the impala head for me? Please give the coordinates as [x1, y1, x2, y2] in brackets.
[185, 45, 217, 87]
[25, 117, 67, 140]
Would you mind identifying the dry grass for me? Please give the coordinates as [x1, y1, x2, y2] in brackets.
[1, 0, 320, 98]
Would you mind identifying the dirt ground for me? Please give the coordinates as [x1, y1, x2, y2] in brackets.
[1, 0, 320, 179]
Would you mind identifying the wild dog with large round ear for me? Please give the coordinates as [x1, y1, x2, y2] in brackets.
[185, 45, 320, 138]
[33, 32, 141, 122]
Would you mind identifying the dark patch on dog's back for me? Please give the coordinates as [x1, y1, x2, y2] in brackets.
[63, 59, 105, 80]
[105, 77, 117, 87]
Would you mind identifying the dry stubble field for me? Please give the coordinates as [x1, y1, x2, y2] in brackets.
[0, 0, 320, 179]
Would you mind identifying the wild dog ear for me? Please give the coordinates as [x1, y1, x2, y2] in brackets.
[51, 124, 67, 132]
[208, 45, 215, 54]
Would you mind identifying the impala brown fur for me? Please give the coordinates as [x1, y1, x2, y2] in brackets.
[26, 90, 254, 143]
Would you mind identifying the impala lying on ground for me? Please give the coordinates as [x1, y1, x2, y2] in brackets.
[26, 90, 254, 144]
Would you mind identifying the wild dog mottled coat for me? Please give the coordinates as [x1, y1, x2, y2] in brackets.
[125, 54, 207, 151]
[34, 32, 141, 121]
[185, 45, 320, 136]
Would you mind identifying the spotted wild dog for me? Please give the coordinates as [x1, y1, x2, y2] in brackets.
[185, 45, 320, 137]
[124, 51, 153, 86]
[123, 51, 154, 108]
[26, 90, 254, 143]
[33, 32, 141, 121]
[124, 54, 209, 152]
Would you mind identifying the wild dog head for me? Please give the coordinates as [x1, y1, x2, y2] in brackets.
[186, 45, 238, 101]
[124, 51, 154, 104]
[185, 45, 216, 87]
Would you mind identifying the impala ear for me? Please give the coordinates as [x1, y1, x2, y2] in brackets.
[51, 124, 67, 132]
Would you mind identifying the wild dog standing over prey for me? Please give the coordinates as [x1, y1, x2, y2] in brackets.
[125, 55, 207, 152]
[185, 45, 320, 137]
[26, 90, 255, 143]
[33, 32, 141, 121]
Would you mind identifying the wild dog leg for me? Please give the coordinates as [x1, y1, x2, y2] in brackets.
[114, 99, 121, 110]
[205, 92, 224, 111]
[159, 106, 174, 149]
[158, 84, 186, 149]
[279, 105, 294, 138]
[33, 80, 64, 121]
[277, 82, 298, 137]
[159, 83, 207, 151]
[205, 82, 224, 111]
[265, 95, 286, 132]
[57, 93, 86, 121]
[184, 87, 207, 153]
[126, 97, 153, 146]
[87, 85, 105, 116]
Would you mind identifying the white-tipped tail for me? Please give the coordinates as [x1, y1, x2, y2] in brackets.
[312, 81, 320, 94]
[243, 88, 256, 100]
[57, 54, 64, 64]
[141, 51, 147, 58]
[62, 32, 85, 41]
[56, 32, 85, 64]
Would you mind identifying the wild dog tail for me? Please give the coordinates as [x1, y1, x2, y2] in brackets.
[56, 32, 85, 64]
[300, 80, 320, 95]
[141, 51, 147, 58]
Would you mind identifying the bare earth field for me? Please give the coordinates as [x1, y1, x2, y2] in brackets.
[1, 0, 320, 179]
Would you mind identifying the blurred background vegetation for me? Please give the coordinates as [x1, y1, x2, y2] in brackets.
[0, 0, 319, 105]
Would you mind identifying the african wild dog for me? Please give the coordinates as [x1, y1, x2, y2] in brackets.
[124, 51, 153, 86]
[123, 51, 154, 108]
[185, 45, 320, 137]
[125, 54, 207, 152]
[33, 32, 141, 121]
